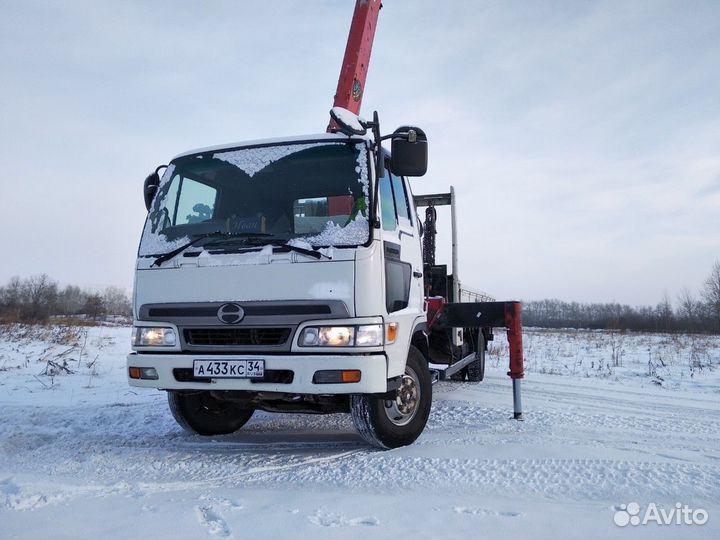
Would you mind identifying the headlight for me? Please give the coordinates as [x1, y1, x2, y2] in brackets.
[356, 325, 384, 346]
[132, 327, 176, 347]
[299, 324, 383, 347]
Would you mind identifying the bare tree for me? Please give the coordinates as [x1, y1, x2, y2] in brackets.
[0, 276, 22, 320]
[20, 274, 58, 321]
[703, 260, 720, 331]
[83, 294, 106, 321]
[677, 287, 698, 330]
[656, 292, 674, 332]
[56, 285, 85, 315]
[102, 286, 132, 316]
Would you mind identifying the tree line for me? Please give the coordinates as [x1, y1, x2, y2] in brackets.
[523, 261, 720, 333]
[0, 274, 131, 322]
[2, 260, 719, 332]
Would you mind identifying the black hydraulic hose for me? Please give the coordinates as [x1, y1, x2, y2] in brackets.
[423, 205, 437, 266]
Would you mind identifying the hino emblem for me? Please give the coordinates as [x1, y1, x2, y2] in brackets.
[217, 303, 245, 324]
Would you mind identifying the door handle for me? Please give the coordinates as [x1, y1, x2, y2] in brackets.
[413, 271, 423, 278]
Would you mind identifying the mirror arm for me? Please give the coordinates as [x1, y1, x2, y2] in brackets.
[363, 111, 383, 229]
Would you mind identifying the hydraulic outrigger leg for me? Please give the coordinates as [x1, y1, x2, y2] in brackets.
[439, 301, 525, 420]
[505, 301, 524, 420]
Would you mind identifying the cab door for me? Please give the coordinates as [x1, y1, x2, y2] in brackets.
[378, 162, 425, 378]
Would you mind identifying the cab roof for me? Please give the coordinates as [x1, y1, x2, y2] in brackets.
[171, 132, 373, 161]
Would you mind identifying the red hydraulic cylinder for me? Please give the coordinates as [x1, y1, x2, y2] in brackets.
[504, 302, 525, 420]
[328, 0, 382, 131]
[504, 302, 524, 380]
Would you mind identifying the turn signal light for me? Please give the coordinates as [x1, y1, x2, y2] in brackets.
[128, 367, 159, 380]
[386, 323, 398, 344]
[313, 369, 362, 384]
[341, 370, 362, 383]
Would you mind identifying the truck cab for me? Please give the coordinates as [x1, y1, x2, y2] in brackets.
[128, 123, 434, 448]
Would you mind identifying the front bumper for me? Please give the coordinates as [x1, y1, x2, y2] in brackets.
[127, 352, 389, 394]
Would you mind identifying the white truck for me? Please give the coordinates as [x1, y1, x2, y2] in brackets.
[128, 116, 446, 448]
[127, 2, 525, 449]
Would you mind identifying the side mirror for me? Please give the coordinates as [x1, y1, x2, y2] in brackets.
[390, 126, 427, 177]
[143, 170, 161, 211]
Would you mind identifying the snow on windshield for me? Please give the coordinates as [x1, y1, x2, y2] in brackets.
[213, 143, 323, 178]
[296, 216, 369, 246]
[291, 147, 369, 247]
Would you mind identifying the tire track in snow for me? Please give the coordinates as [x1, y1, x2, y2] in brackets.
[260, 455, 720, 501]
[0, 449, 365, 512]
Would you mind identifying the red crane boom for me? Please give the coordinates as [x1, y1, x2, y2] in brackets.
[328, 0, 382, 131]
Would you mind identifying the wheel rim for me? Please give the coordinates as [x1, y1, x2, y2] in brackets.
[383, 365, 421, 426]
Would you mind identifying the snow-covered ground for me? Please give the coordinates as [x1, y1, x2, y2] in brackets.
[1, 325, 719, 539]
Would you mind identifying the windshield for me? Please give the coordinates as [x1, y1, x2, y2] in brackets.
[139, 141, 370, 256]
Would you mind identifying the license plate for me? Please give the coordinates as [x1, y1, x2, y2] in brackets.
[193, 359, 264, 379]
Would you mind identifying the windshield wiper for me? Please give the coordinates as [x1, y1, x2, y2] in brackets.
[151, 232, 272, 267]
[273, 243, 329, 260]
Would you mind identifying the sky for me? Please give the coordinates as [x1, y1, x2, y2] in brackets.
[1, 0, 718, 306]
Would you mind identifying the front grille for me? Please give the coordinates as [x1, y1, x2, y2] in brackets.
[184, 328, 291, 347]
[148, 304, 332, 318]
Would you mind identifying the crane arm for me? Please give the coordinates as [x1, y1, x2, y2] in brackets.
[328, 0, 382, 131]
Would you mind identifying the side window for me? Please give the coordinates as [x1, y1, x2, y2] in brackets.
[385, 259, 411, 312]
[379, 167, 398, 231]
[390, 172, 411, 223]
[175, 178, 217, 225]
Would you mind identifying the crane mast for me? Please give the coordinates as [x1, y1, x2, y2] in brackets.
[328, 0, 382, 130]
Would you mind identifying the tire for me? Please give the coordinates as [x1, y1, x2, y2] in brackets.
[167, 390, 254, 436]
[449, 340, 470, 381]
[350, 346, 432, 449]
[466, 334, 485, 382]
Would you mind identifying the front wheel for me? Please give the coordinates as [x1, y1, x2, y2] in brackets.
[167, 390, 254, 436]
[351, 346, 432, 449]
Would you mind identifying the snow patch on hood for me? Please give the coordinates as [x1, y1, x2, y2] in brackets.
[287, 239, 334, 259]
[286, 238, 313, 251]
[197, 244, 274, 267]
